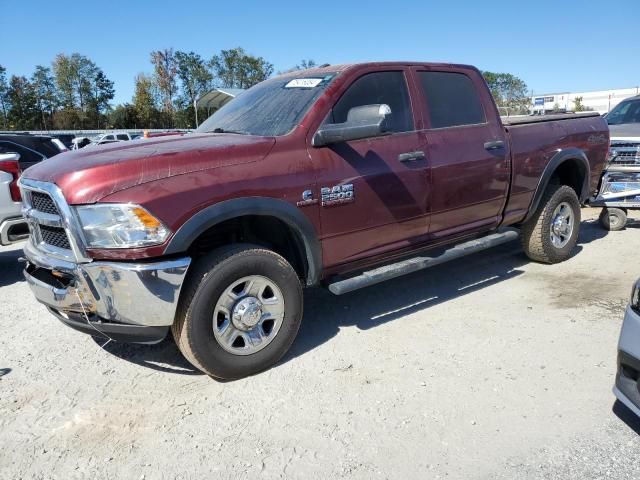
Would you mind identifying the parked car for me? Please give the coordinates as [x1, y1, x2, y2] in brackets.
[89, 132, 135, 146]
[605, 95, 640, 171]
[50, 133, 76, 150]
[0, 134, 67, 169]
[0, 134, 66, 246]
[606, 95, 640, 169]
[71, 136, 92, 150]
[0, 152, 29, 245]
[614, 278, 640, 417]
[596, 96, 640, 229]
[18, 62, 609, 379]
[607, 95, 640, 140]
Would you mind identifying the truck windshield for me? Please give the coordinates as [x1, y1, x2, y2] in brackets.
[197, 74, 337, 136]
[606, 99, 640, 125]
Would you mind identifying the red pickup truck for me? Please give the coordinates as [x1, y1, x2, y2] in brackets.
[19, 62, 609, 379]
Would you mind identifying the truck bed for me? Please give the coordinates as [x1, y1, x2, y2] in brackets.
[502, 111, 601, 126]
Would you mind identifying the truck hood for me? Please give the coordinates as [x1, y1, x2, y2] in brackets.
[609, 123, 640, 140]
[23, 133, 276, 204]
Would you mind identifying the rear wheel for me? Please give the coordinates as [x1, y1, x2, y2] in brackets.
[172, 244, 303, 379]
[599, 207, 627, 231]
[521, 184, 581, 264]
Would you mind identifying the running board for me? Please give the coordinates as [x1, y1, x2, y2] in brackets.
[327, 228, 520, 295]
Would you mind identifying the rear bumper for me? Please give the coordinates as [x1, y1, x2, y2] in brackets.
[614, 306, 640, 416]
[23, 239, 191, 344]
[0, 216, 28, 245]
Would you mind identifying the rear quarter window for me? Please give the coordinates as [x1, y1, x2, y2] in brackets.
[34, 139, 63, 157]
[418, 71, 486, 129]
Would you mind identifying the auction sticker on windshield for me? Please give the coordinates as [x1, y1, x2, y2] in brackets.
[285, 78, 323, 88]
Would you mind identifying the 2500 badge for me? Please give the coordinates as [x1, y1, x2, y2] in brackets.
[321, 184, 354, 207]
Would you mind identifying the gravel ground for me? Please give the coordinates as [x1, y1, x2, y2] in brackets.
[1, 208, 639, 479]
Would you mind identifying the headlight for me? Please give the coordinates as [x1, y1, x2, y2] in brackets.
[75, 204, 169, 248]
[631, 279, 640, 314]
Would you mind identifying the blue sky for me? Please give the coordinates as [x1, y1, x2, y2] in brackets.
[2, 0, 639, 105]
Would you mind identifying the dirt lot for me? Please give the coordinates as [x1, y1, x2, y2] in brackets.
[1, 208, 640, 479]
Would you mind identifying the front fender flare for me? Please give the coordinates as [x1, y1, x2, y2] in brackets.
[164, 197, 322, 286]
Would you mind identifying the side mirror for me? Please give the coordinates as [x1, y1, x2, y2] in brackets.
[0, 152, 20, 162]
[312, 104, 392, 147]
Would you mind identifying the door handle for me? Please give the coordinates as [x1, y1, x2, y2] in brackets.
[484, 140, 505, 151]
[398, 151, 426, 163]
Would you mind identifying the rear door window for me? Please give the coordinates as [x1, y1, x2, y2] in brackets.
[327, 71, 414, 133]
[418, 71, 486, 129]
[116, 134, 129, 140]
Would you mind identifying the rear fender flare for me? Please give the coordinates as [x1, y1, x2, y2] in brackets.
[164, 197, 322, 286]
[523, 148, 590, 223]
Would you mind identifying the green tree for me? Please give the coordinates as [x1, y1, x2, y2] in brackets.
[210, 47, 274, 89]
[52, 53, 76, 110]
[7, 75, 38, 130]
[108, 103, 138, 128]
[482, 71, 530, 115]
[150, 48, 178, 124]
[88, 69, 115, 128]
[175, 50, 213, 127]
[52, 53, 114, 128]
[572, 96, 592, 112]
[74, 55, 95, 119]
[132, 73, 161, 128]
[0, 65, 9, 129]
[31, 65, 58, 130]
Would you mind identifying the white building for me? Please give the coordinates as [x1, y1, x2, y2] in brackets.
[531, 86, 640, 114]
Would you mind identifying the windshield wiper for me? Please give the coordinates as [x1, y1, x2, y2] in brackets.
[210, 127, 249, 135]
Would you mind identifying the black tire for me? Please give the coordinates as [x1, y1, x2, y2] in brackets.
[172, 244, 303, 379]
[521, 184, 581, 264]
[598, 207, 627, 231]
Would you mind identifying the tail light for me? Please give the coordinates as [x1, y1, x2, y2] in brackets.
[0, 159, 22, 202]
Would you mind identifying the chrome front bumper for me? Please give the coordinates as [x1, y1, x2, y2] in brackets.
[23, 239, 191, 342]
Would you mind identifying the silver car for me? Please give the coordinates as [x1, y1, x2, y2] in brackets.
[614, 278, 640, 416]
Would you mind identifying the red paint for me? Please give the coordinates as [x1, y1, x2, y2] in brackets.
[22, 62, 609, 277]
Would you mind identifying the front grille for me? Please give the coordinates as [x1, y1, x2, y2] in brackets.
[610, 142, 640, 166]
[39, 225, 71, 250]
[22, 186, 74, 255]
[31, 191, 60, 215]
[612, 142, 640, 148]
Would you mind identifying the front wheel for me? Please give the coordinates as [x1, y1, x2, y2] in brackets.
[521, 184, 581, 264]
[599, 207, 627, 231]
[172, 245, 303, 379]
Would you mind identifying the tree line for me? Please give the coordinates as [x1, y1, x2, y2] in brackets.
[0, 54, 115, 131]
[0, 50, 530, 131]
[0, 47, 288, 131]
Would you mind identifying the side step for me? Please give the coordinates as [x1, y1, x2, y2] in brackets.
[327, 228, 519, 295]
